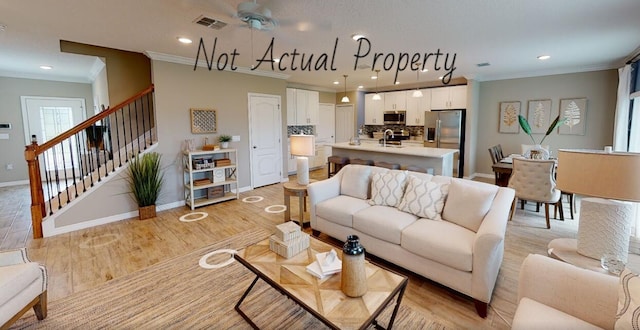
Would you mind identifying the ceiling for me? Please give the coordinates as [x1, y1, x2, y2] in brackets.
[1, 0, 639, 92]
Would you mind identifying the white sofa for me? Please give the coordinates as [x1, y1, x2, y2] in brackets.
[307, 164, 515, 317]
[513, 254, 618, 329]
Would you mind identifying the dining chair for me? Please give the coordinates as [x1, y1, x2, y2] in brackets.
[488, 146, 500, 164]
[508, 158, 564, 228]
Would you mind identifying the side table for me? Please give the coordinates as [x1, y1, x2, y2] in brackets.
[283, 179, 317, 227]
[548, 238, 640, 275]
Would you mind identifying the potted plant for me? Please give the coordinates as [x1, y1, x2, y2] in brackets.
[518, 114, 565, 159]
[218, 135, 232, 149]
[127, 152, 163, 220]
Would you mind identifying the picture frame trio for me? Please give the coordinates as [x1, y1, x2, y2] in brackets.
[498, 98, 587, 135]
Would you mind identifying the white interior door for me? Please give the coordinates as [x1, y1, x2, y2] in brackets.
[335, 104, 355, 143]
[249, 93, 282, 188]
[317, 103, 335, 143]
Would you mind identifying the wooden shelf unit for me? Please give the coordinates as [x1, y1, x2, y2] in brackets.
[183, 149, 239, 210]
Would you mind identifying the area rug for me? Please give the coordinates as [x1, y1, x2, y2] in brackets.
[11, 228, 444, 329]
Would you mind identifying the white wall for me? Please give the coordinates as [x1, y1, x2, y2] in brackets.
[91, 62, 110, 113]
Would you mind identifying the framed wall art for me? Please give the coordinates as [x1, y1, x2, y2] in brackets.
[527, 99, 552, 134]
[558, 98, 587, 135]
[499, 101, 521, 133]
[190, 108, 217, 134]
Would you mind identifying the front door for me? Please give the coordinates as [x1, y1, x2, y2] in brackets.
[248, 93, 282, 188]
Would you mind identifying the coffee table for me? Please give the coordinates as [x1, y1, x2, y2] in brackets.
[234, 236, 408, 329]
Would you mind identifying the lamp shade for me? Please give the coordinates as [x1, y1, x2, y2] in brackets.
[557, 149, 640, 202]
[290, 134, 315, 157]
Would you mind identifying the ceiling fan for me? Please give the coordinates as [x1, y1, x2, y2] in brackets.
[235, 0, 278, 31]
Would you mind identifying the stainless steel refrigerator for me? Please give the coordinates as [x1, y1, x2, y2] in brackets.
[424, 110, 465, 178]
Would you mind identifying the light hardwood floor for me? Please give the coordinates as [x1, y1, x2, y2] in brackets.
[1, 168, 582, 329]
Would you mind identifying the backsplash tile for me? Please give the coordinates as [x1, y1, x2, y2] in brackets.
[287, 125, 315, 136]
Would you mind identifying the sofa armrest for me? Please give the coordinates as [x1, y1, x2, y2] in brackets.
[0, 247, 30, 267]
[471, 187, 514, 302]
[307, 173, 342, 228]
[518, 254, 618, 329]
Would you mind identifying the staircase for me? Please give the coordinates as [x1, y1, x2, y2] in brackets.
[24, 85, 155, 238]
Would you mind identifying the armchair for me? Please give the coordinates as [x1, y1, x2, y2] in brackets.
[0, 248, 48, 329]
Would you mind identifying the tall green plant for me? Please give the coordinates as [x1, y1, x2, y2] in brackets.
[127, 152, 163, 207]
[518, 114, 566, 145]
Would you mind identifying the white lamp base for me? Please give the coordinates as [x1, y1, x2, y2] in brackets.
[577, 197, 634, 263]
[296, 156, 309, 185]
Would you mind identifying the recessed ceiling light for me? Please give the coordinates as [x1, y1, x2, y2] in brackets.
[352, 34, 365, 41]
[39, 65, 53, 70]
[438, 76, 443, 80]
[421, 68, 429, 72]
[371, 75, 378, 80]
[333, 81, 339, 85]
[177, 37, 192, 44]
[357, 85, 364, 89]
[395, 81, 400, 85]
[273, 58, 280, 63]
[537, 55, 551, 60]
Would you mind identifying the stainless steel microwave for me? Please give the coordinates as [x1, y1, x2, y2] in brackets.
[383, 111, 406, 125]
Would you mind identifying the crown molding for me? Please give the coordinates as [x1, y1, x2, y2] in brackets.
[472, 63, 616, 82]
[0, 70, 90, 83]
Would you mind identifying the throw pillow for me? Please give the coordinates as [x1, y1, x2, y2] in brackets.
[397, 175, 449, 220]
[616, 267, 640, 329]
[369, 170, 408, 207]
[441, 179, 498, 232]
[340, 165, 372, 200]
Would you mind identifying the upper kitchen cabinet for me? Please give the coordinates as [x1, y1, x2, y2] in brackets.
[286, 88, 319, 125]
[384, 91, 407, 111]
[364, 93, 384, 125]
[430, 85, 467, 110]
[406, 89, 431, 126]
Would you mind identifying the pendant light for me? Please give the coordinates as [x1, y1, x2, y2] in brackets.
[341, 75, 350, 103]
[412, 69, 423, 98]
[372, 70, 381, 100]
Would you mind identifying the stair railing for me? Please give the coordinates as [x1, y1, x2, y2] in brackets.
[24, 85, 155, 238]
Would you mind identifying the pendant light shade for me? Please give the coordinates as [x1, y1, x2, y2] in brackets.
[372, 93, 381, 101]
[412, 70, 423, 98]
[372, 69, 381, 101]
[342, 75, 350, 103]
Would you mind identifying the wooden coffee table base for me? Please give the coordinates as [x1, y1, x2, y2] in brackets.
[234, 238, 408, 329]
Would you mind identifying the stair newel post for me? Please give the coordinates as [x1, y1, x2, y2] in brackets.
[25, 135, 44, 238]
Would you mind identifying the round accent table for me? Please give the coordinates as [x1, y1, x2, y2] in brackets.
[548, 238, 640, 275]
[283, 179, 317, 227]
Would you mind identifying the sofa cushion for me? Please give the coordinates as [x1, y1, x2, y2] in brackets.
[340, 165, 372, 200]
[397, 176, 449, 220]
[353, 206, 418, 245]
[616, 267, 640, 329]
[0, 262, 42, 306]
[316, 195, 371, 228]
[401, 219, 475, 271]
[369, 170, 408, 207]
[512, 297, 601, 330]
[442, 179, 498, 232]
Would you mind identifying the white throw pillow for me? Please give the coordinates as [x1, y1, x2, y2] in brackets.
[369, 170, 408, 207]
[340, 165, 372, 200]
[442, 179, 497, 232]
[397, 175, 449, 220]
[616, 268, 640, 329]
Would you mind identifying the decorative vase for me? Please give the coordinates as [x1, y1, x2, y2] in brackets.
[525, 144, 549, 160]
[138, 205, 156, 220]
[341, 235, 367, 297]
[221, 142, 229, 149]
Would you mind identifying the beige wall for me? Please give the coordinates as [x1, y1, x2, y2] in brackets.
[475, 70, 618, 176]
[0, 76, 94, 183]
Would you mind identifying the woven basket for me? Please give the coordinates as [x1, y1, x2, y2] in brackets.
[138, 205, 156, 220]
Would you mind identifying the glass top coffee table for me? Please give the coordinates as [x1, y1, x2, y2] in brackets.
[234, 236, 408, 329]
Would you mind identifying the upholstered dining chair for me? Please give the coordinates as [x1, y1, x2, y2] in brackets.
[0, 247, 48, 328]
[508, 158, 563, 228]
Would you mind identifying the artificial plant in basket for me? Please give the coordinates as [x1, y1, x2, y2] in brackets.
[127, 152, 164, 220]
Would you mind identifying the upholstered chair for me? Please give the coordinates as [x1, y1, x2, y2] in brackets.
[508, 158, 563, 228]
[0, 247, 48, 328]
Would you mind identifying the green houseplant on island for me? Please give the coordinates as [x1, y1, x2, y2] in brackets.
[518, 114, 566, 159]
[127, 152, 164, 220]
[219, 135, 232, 149]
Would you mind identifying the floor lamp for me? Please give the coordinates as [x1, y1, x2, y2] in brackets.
[290, 134, 315, 185]
[554, 149, 640, 269]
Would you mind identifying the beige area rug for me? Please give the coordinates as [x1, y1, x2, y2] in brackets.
[12, 229, 444, 329]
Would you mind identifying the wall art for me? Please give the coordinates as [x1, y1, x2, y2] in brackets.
[527, 99, 552, 134]
[558, 98, 587, 135]
[190, 108, 217, 134]
[499, 101, 521, 133]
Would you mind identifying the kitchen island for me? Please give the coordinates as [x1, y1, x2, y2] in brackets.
[331, 142, 458, 176]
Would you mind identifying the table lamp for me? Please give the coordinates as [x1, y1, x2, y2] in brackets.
[290, 134, 315, 185]
[556, 149, 640, 264]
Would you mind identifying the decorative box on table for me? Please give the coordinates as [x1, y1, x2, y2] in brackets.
[269, 221, 309, 258]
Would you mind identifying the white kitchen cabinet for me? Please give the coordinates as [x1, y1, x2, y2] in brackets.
[405, 89, 431, 126]
[287, 88, 319, 125]
[384, 91, 407, 110]
[312, 143, 325, 168]
[430, 85, 467, 110]
[364, 93, 384, 125]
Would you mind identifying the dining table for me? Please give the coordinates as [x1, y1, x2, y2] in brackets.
[491, 155, 558, 187]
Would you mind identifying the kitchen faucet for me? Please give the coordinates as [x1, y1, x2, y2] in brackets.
[383, 129, 394, 147]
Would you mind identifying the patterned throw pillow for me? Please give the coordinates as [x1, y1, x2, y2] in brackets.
[397, 176, 449, 220]
[368, 171, 408, 207]
[616, 267, 640, 329]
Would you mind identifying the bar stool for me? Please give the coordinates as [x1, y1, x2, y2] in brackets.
[349, 159, 374, 166]
[327, 156, 349, 178]
[406, 165, 434, 174]
[374, 161, 401, 170]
